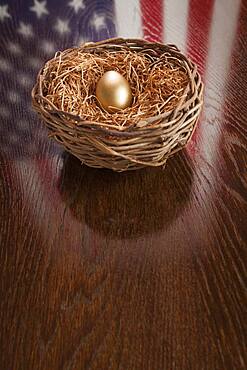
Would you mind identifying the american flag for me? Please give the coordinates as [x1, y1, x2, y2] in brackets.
[0, 0, 243, 232]
[0, 0, 116, 159]
[0, 0, 242, 158]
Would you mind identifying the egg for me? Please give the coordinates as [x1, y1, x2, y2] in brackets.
[96, 71, 132, 113]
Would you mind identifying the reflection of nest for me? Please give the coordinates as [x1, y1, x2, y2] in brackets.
[59, 151, 193, 239]
[32, 38, 203, 171]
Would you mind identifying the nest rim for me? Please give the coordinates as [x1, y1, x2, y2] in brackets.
[32, 37, 204, 171]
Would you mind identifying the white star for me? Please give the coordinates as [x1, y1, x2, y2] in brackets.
[90, 13, 105, 32]
[9, 135, 19, 144]
[8, 90, 21, 104]
[29, 56, 42, 69]
[16, 120, 29, 130]
[41, 40, 55, 54]
[68, 0, 85, 13]
[0, 58, 11, 72]
[0, 105, 10, 118]
[54, 18, 70, 35]
[17, 73, 33, 88]
[30, 0, 49, 19]
[7, 42, 22, 55]
[18, 22, 33, 38]
[0, 4, 11, 22]
[78, 35, 88, 45]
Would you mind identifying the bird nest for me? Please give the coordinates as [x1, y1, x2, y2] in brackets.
[32, 37, 203, 171]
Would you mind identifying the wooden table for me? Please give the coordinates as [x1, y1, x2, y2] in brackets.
[0, 1, 246, 369]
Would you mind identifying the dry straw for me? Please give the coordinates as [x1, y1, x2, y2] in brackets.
[32, 38, 203, 171]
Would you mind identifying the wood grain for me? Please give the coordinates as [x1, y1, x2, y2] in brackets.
[0, 1, 247, 369]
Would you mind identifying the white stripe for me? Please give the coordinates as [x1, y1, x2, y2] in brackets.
[114, 0, 143, 38]
[188, 0, 242, 246]
[206, 0, 241, 97]
[202, 0, 241, 164]
[164, 0, 189, 51]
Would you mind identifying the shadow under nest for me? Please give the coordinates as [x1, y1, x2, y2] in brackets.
[59, 150, 193, 240]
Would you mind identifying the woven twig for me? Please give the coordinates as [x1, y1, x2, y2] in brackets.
[32, 37, 203, 171]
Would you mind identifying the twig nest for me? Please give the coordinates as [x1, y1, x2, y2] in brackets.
[32, 38, 203, 171]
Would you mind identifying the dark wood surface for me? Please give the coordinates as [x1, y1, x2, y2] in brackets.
[0, 1, 247, 369]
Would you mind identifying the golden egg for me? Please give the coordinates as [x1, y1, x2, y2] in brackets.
[96, 71, 132, 112]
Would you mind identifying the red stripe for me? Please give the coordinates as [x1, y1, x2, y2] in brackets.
[222, 0, 245, 137]
[140, 0, 163, 42]
[186, 0, 214, 154]
[187, 0, 215, 76]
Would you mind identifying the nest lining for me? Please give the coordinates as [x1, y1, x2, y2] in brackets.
[42, 47, 189, 127]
